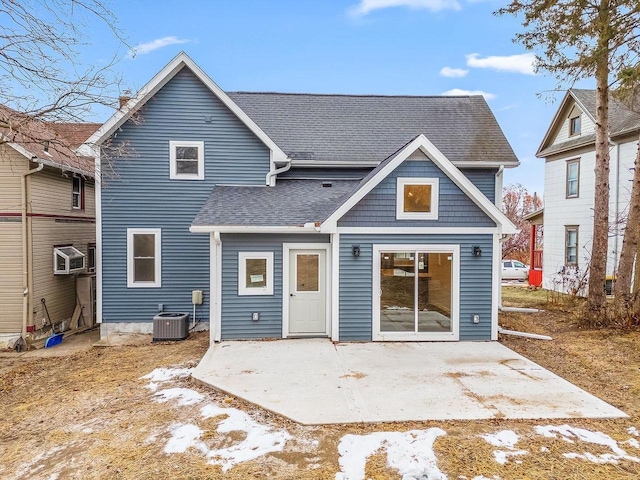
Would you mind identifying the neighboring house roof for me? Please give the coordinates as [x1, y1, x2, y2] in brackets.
[192, 180, 358, 229]
[0, 105, 98, 176]
[228, 91, 519, 167]
[537, 89, 640, 157]
[523, 208, 544, 225]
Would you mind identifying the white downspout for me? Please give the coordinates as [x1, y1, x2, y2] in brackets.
[212, 231, 222, 343]
[495, 165, 504, 207]
[265, 160, 292, 186]
[21, 159, 44, 343]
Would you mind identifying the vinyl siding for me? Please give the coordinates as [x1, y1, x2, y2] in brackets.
[339, 234, 494, 341]
[278, 167, 371, 180]
[459, 168, 497, 204]
[338, 161, 496, 227]
[0, 221, 23, 333]
[102, 66, 272, 325]
[0, 145, 26, 211]
[30, 168, 96, 215]
[0, 147, 25, 333]
[220, 234, 329, 339]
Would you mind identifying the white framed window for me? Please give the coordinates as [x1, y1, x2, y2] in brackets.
[169, 141, 204, 180]
[72, 175, 84, 209]
[238, 252, 273, 296]
[53, 245, 85, 275]
[127, 228, 161, 288]
[569, 115, 581, 136]
[565, 226, 578, 266]
[566, 159, 580, 198]
[87, 243, 96, 273]
[396, 178, 439, 220]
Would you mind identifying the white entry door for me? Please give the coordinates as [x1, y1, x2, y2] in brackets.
[288, 249, 327, 335]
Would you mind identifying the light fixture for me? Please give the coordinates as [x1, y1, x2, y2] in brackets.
[473, 246, 482, 257]
[352, 245, 361, 258]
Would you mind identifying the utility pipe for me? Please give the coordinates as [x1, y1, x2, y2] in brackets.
[21, 159, 44, 342]
[498, 326, 552, 341]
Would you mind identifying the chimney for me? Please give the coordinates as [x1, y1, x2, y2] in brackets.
[119, 90, 132, 109]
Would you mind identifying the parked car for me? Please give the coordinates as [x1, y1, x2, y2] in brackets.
[502, 260, 529, 281]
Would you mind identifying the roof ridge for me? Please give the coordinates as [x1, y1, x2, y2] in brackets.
[228, 91, 477, 99]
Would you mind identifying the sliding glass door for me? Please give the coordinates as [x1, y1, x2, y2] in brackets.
[374, 245, 458, 340]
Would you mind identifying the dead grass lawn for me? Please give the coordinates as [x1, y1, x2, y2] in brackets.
[1, 292, 639, 479]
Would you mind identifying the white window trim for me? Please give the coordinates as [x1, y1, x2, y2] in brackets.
[238, 252, 274, 296]
[72, 175, 83, 210]
[169, 140, 204, 180]
[53, 246, 86, 275]
[372, 244, 459, 341]
[396, 177, 439, 220]
[127, 228, 162, 288]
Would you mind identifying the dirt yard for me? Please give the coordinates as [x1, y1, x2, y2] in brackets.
[1, 287, 639, 479]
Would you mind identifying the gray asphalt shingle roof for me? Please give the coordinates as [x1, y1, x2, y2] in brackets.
[227, 92, 519, 166]
[193, 180, 359, 227]
[571, 89, 640, 136]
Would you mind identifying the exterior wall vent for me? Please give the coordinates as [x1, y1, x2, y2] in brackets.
[322, 181, 332, 187]
[153, 312, 190, 341]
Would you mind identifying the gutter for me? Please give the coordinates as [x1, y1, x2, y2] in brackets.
[21, 159, 44, 343]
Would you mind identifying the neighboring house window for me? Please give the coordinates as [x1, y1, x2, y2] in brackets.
[127, 228, 161, 288]
[566, 159, 580, 198]
[569, 115, 581, 136]
[396, 178, 439, 220]
[169, 141, 204, 180]
[238, 252, 273, 295]
[87, 243, 96, 273]
[565, 226, 578, 266]
[72, 175, 84, 209]
[53, 245, 85, 275]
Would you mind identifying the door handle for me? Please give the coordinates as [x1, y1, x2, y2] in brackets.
[290, 293, 295, 297]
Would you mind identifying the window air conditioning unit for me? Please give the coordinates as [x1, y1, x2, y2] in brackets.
[53, 246, 85, 275]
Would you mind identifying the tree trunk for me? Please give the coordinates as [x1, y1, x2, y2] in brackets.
[614, 138, 640, 309]
[586, 47, 611, 315]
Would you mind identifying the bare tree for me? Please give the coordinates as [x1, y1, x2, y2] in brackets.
[502, 184, 543, 262]
[0, 0, 127, 154]
[497, 1, 640, 320]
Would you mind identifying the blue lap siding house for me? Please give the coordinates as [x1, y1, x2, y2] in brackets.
[85, 52, 518, 343]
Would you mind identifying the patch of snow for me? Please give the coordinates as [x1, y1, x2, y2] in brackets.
[141, 366, 193, 383]
[146, 382, 159, 392]
[47, 474, 60, 480]
[481, 430, 519, 449]
[628, 427, 639, 437]
[200, 403, 291, 472]
[540, 446, 549, 452]
[335, 428, 447, 480]
[482, 430, 527, 465]
[535, 425, 640, 464]
[472, 476, 501, 480]
[154, 387, 204, 406]
[623, 438, 640, 449]
[12, 446, 64, 480]
[492, 450, 527, 465]
[164, 424, 207, 454]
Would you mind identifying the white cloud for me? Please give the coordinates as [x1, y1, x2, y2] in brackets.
[440, 66, 469, 78]
[442, 88, 496, 100]
[465, 53, 537, 75]
[127, 36, 190, 58]
[349, 0, 461, 16]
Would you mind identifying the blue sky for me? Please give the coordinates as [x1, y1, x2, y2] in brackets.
[85, 0, 595, 196]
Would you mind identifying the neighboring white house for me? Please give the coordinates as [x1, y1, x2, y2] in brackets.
[536, 89, 640, 294]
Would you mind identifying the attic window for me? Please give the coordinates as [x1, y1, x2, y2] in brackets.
[169, 141, 204, 180]
[569, 115, 581, 136]
[396, 178, 439, 220]
[54, 246, 85, 275]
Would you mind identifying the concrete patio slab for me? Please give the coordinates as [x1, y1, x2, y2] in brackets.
[192, 339, 627, 425]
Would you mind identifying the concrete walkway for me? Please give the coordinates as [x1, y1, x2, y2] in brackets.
[192, 339, 627, 425]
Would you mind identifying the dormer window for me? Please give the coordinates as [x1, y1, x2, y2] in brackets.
[569, 115, 581, 136]
[170, 141, 204, 180]
[396, 178, 439, 220]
